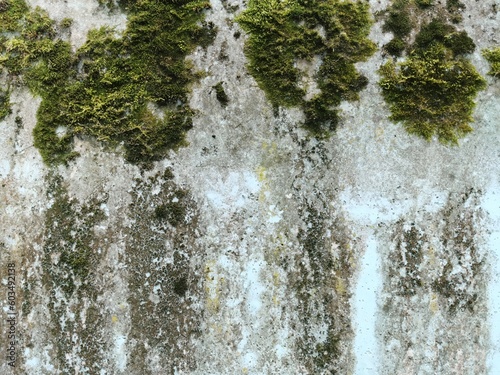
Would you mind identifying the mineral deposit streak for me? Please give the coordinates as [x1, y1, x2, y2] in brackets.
[353, 235, 381, 375]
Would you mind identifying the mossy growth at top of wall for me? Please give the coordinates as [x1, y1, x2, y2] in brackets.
[379, 1, 486, 144]
[483, 47, 500, 77]
[236, 0, 376, 135]
[0, 0, 215, 166]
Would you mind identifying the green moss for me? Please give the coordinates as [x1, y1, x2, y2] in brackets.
[445, 31, 475, 56]
[0, 0, 216, 166]
[213, 81, 229, 107]
[59, 17, 72, 29]
[0, 86, 11, 119]
[415, 0, 433, 8]
[483, 47, 500, 77]
[236, 0, 375, 133]
[384, 37, 406, 57]
[446, 0, 465, 23]
[0, 0, 28, 33]
[413, 20, 475, 56]
[413, 19, 455, 50]
[380, 2, 485, 144]
[379, 45, 486, 144]
[383, 8, 413, 38]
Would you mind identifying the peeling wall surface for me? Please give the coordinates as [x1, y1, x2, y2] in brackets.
[0, 0, 499, 374]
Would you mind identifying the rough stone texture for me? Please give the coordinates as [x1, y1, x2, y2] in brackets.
[0, 0, 499, 374]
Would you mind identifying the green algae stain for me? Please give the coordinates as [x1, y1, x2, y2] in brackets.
[0, 0, 216, 166]
[42, 172, 108, 373]
[379, 2, 486, 144]
[126, 169, 203, 373]
[236, 0, 375, 135]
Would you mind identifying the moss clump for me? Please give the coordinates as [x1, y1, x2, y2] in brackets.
[415, 0, 433, 8]
[446, 0, 465, 23]
[380, 1, 485, 144]
[413, 19, 454, 50]
[236, 0, 375, 134]
[414, 19, 475, 56]
[59, 17, 72, 29]
[213, 81, 229, 107]
[379, 45, 486, 144]
[383, 8, 413, 38]
[0, 0, 28, 33]
[483, 47, 500, 77]
[0, 0, 216, 166]
[383, 37, 406, 57]
[0, 86, 11, 119]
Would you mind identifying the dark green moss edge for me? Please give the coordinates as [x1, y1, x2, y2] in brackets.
[0, 0, 216, 166]
[236, 0, 376, 135]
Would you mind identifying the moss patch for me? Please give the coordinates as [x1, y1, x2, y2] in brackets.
[0, 0, 215, 166]
[0, 0, 28, 33]
[379, 2, 485, 144]
[0, 86, 11, 119]
[213, 81, 229, 107]
[483, 47, 500, 77]
[382, 4, 413, 39]
[236, 0, 375, 134]
[380, 45, 485, 144]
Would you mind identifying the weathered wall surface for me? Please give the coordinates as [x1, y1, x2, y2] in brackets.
[0, 0, 499, 374]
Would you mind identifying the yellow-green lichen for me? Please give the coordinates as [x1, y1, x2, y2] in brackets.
[236, 0, 375, 134]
